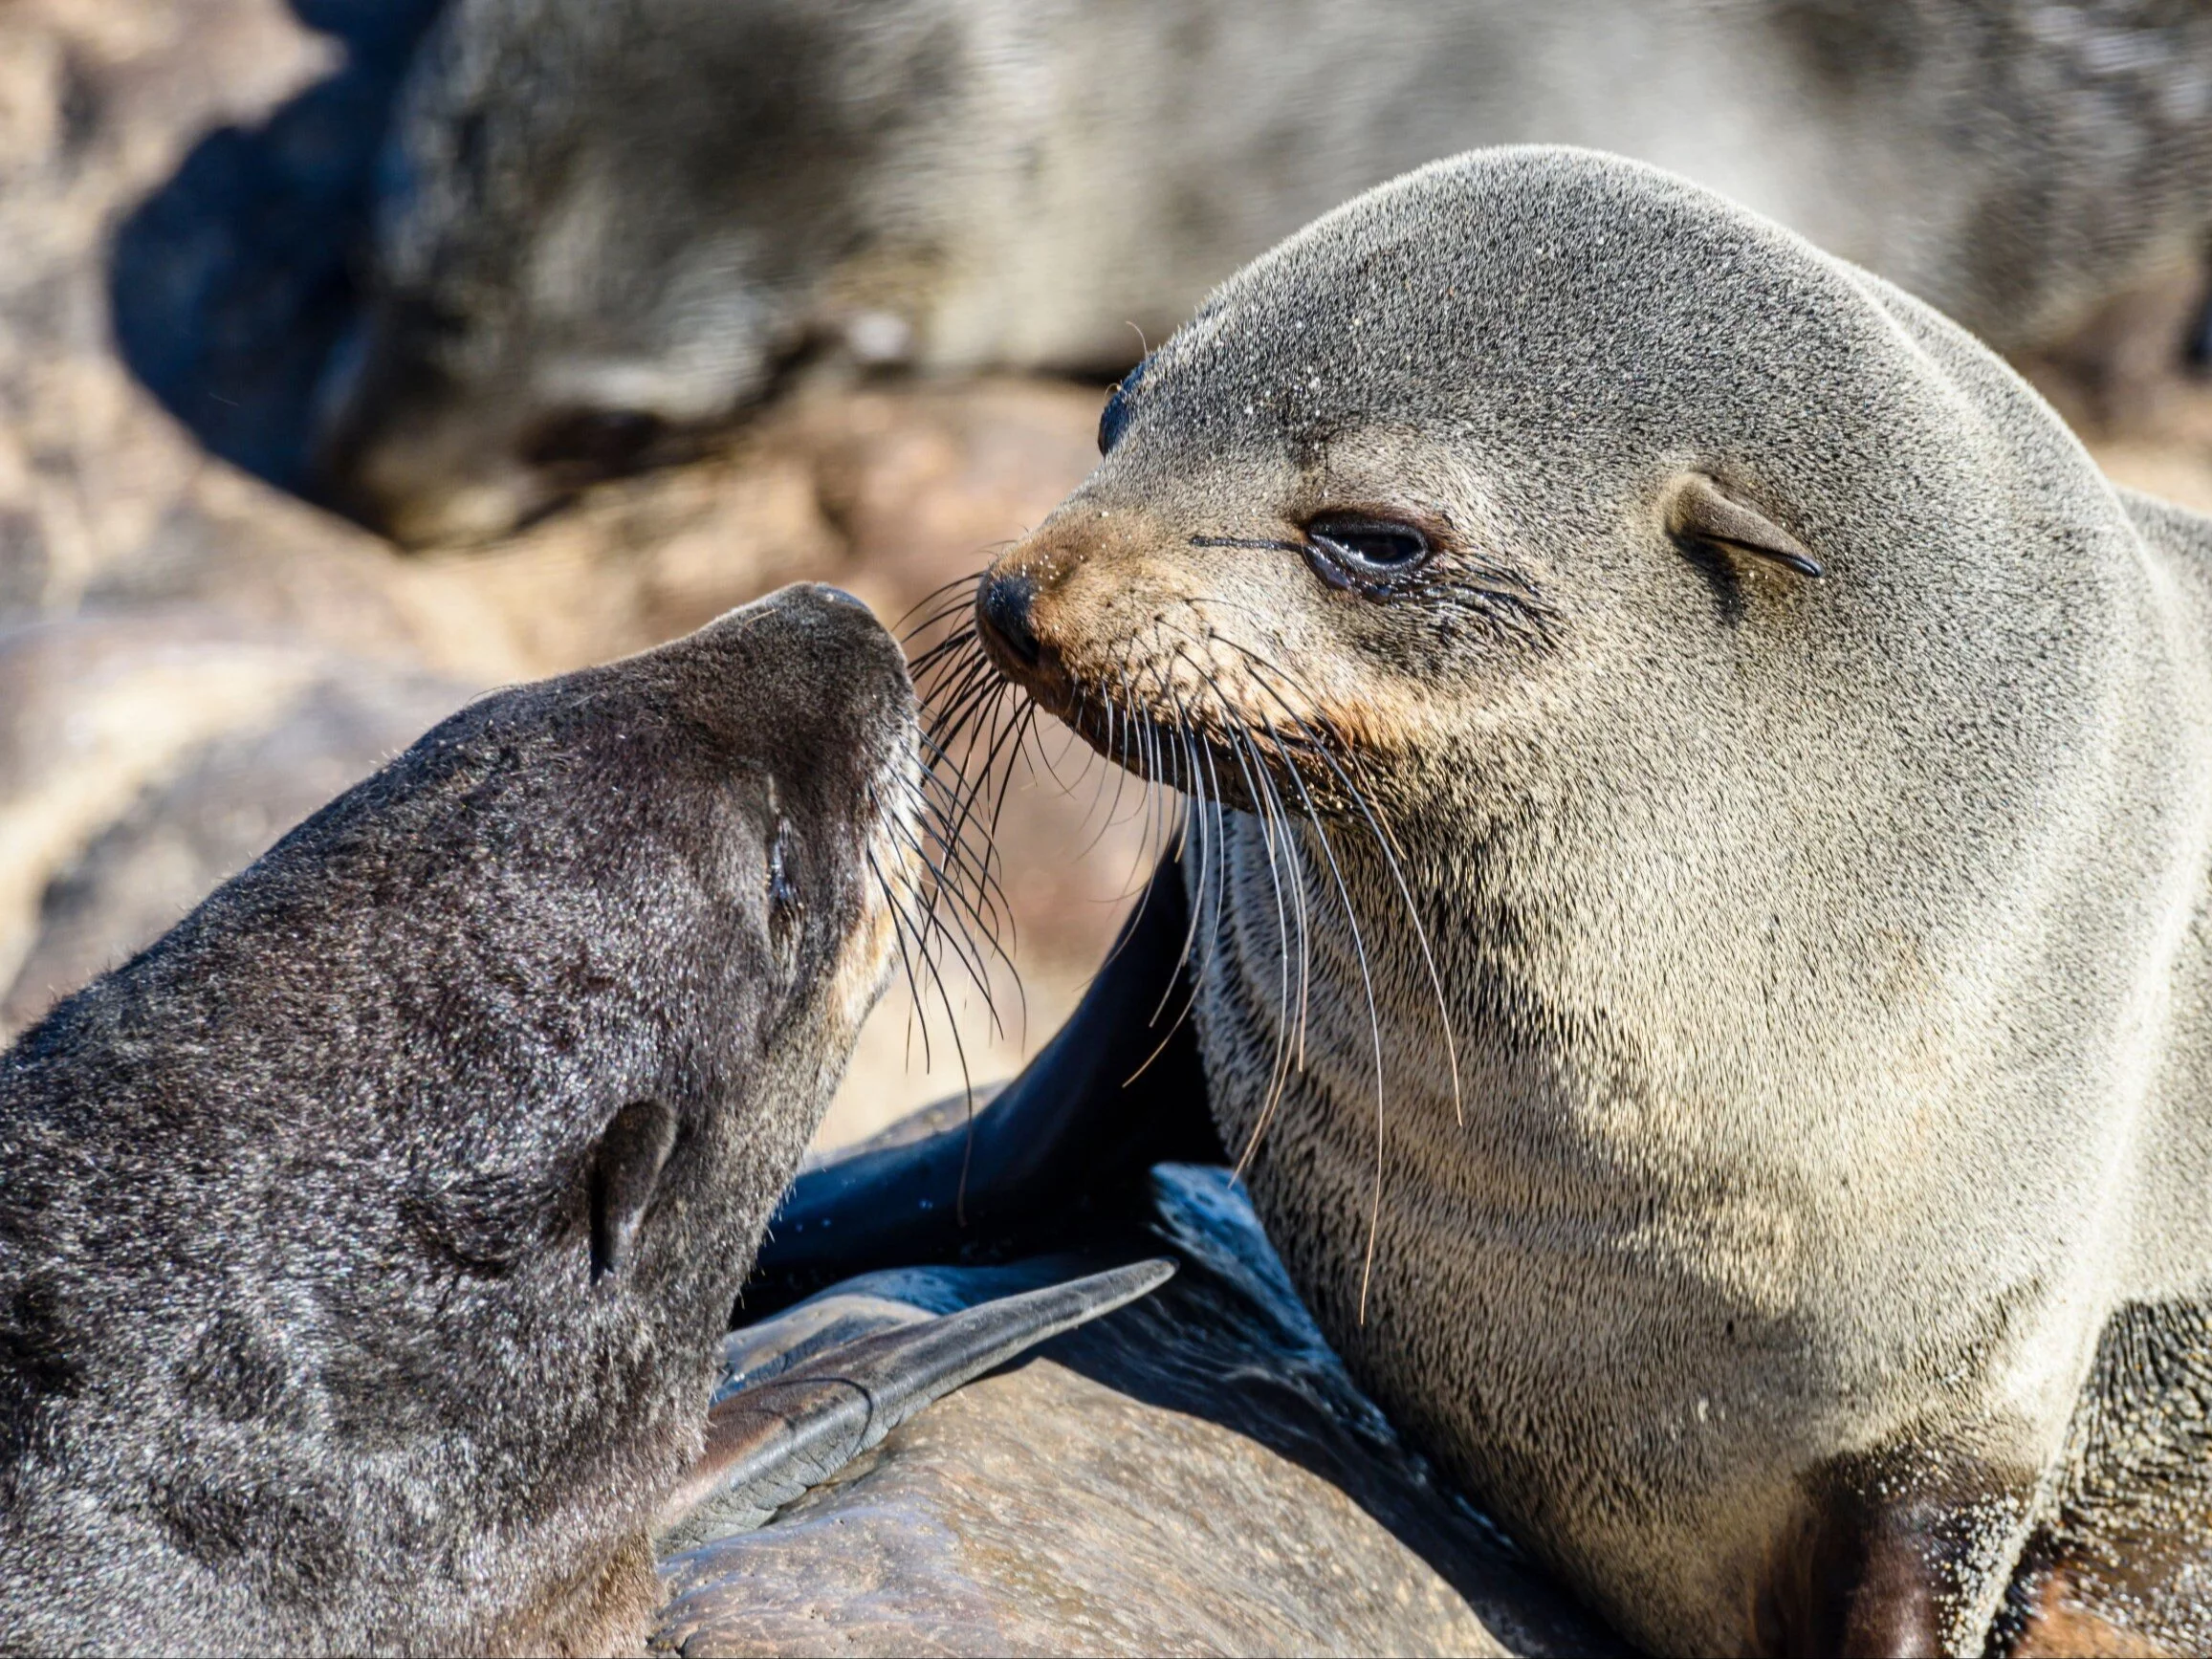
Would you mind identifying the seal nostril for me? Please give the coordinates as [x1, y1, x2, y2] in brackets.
[979, 573, 1042, 667]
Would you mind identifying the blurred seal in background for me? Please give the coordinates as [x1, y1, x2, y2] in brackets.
[292, 0, 2212, 544]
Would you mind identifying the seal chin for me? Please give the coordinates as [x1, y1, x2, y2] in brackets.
[837, 720, 927, 1031]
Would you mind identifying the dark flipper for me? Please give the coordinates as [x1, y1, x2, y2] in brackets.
[746, 854, 1221, 1311]
[659, 1257, 1176, 1554]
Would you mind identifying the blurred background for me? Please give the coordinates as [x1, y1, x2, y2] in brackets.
[6, 0, 2212, 1151]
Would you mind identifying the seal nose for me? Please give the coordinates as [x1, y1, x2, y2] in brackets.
[978, 572, 1041, 667]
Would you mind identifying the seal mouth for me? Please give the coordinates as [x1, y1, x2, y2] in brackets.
[964, 579, 1369, 823]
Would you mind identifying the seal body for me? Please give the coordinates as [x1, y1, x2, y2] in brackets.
[968, 149, 2212, 1653]
[0, 585, 920, 1653]
[317, 0, 2212, 544]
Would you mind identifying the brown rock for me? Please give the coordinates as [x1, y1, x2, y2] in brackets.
[0, 637, 469, 1035]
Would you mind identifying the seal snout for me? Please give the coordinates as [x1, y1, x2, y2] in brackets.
[978, 571, 1041, 668]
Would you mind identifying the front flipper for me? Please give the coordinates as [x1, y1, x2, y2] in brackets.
[1757, 1444, 2041, 1658]
[747, 854, 1220, 1310]
[658, 1257, 1175, 1554]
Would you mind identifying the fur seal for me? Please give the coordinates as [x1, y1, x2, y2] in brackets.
[0, 582, 1168, 1653]
[761, 150, 2212, 1654]
[313, 0, 2212, 545]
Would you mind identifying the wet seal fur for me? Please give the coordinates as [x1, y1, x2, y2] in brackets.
[774, 150, 2212, 1654]
[0, 585, 924, 1653]
[314, 0, 2212, 545]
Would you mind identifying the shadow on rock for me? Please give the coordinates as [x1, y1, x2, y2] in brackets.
[108, 0, 444, 495]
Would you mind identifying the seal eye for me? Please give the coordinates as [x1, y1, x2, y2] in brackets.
[1303, 515, 1432, 592]
[767, 825, 801, 923]
[1096, 356, 1150, 455]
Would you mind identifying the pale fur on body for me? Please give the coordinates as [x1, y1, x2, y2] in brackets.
[973, 148, 2212, 1653]
[318, 0, 2212, 545]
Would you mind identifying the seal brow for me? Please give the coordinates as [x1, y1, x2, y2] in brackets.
[1190, 535, 1303, 553]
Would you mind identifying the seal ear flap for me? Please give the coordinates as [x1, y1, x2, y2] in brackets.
[587, 1100, 679, 1282]
[1667, 473, 1825, 579]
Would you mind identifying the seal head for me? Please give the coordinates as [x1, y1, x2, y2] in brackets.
[313, 0, 993, 545]
[971, 147, 2212, 1654]
[0, 584, 922, 1653]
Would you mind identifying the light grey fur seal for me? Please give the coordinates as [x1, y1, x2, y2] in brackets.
[314, 0, 2212, 546]
[0, 583, 1169, 1654]
[780, 148, 2212, 1654]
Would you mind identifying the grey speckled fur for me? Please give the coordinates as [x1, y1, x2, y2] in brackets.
[319, 0, 2212, 545]
[0, 586, 918, 1654]
[980, 148, 2212, 1653]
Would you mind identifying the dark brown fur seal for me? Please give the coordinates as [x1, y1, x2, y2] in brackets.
[764, 150, 2212, 1655]
[0, 585, 934, 1652]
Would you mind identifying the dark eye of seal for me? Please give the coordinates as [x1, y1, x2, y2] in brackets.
[768, 823, 801, 922]
[1303, 514, 1432, 593]
[1096, 356, 1150, 455]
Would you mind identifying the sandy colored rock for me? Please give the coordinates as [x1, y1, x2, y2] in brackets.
[0, 642, 469, 1033]
[660, 1364, 1506, 1659]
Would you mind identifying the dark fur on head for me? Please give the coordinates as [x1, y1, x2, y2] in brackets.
[0, 584, 918, 1654]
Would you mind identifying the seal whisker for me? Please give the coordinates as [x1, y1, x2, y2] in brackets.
[1235, 699, 1390, 1324]
[886, 825, 1014, 1040]
[901, 775, 1005, 957]
[896, 573, 986, 641]
[906, 805, 1014, 949]
[1158, 668, 1218, 1015]
[1204, 631, 1464, 1129]
[931, 685, 1032, 901]
[868, 841, 938, 1074]
[1153, 641, 1312, 1172]
[1216, 719, 1299, 1179]
[894, 770, 1013, 946]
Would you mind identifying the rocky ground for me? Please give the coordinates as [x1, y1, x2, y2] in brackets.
[8, 0, 2212, 1164]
